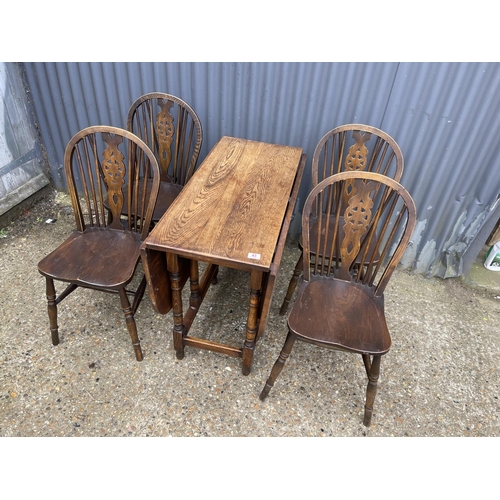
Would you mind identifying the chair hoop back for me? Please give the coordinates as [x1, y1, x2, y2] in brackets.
[127, 92, 203, 185]
[302, 171, 416, 296]
[312, 124, 404, 191]
[64, 125, 160, 240]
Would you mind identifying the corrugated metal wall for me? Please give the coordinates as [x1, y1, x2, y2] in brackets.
[381, 62, 500, 277]
[22, 62, 500, 278]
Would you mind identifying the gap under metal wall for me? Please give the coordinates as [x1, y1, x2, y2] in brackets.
[22, 62, 500, 278]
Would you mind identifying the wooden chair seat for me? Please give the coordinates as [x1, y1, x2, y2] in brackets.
[152, 182, 183, 222]
[120, 179, 183, 223]
[38, 228, 141, 289]
[288, 278, 390, 354]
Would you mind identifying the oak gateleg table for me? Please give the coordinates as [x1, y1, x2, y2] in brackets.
[141, 136, 305, 375]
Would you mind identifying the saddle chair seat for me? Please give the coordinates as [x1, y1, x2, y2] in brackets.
[288, 277, 391, 355]
[38, 228, 141, 290]
[120, 179, 183, 223]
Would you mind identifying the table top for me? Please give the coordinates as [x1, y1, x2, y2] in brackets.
[144, 136, 303, 271]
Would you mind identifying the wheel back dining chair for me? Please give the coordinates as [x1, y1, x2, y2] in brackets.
[279, 124, 404, 316]
[37, 126, 160, 361]
[260, 171, 416, 426]
[126, 92, 203, 223]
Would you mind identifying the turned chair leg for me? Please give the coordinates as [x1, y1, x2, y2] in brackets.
[363, 354, 381, 427]
[119, 288, 143, 361]
[279, 253, 303, 316]
[260, 330, 296, 400]
[46, 278, 59, 346]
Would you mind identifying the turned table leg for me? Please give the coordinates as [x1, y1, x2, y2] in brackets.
[189, 259, 201, 309]
[168, 253, 186, 360]
[242, 270, 263, 375]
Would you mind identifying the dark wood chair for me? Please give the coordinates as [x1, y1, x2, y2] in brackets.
[279, 124, 404, 315]
[260, 171, 417, 426]
[126, 92, 203, 223]
[37, 126, 160, 361]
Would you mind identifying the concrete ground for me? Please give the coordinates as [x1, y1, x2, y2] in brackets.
[462, 244, 500, 293]
[0, 189, 498, 493]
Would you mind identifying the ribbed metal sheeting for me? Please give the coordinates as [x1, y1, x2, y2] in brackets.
[22, 62, 500, 278]
[382, 62, 500, 277]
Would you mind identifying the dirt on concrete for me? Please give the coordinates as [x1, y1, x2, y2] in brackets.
[1, 189, 499, 439]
